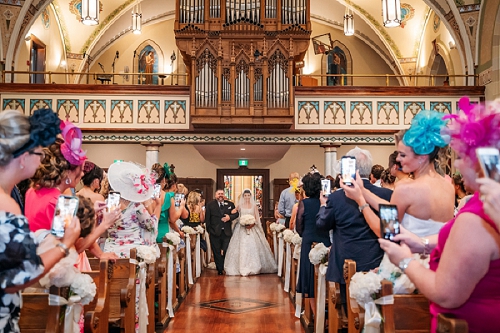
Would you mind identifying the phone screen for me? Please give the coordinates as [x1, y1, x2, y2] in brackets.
[51, 195, 79, 238]
[476, 148, 500, 182]
[174, 193, 185, 207]
[321, 179, 331, 197]
[152, 184, 161, 199]
[379, 204, 400, 242]
[341, 156, 356, 186]
[107, 191, 121, 212]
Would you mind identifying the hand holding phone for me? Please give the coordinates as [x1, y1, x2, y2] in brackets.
[379, 204, 400, 242]
[152, 184, 161, 199]
[477, 147, 500, 182]
[51, 195, 79, 238]
[321, 179, 331, 197]
[107, 191, 121, 213]
[174, 193, 185, 208]
[341, 156, 356, 186]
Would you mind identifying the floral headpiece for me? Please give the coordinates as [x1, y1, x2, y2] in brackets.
[403, 110, 449, 155]
[441, 96, 500, 162]
[132, 171, 156, 195]
[163, 162, 172, 179]
[12, 108, 61, 158]
[83, 161, 96, 174]
[60, 120, 87, 166]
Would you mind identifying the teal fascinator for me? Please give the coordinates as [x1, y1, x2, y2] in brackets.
[163, 163, 172, 178]
[403, 110, 449, 155]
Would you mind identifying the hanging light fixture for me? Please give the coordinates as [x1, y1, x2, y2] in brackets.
[132, 1, 142, 34]
[81, 0, 99, 26]
[344, 7, 354, 36]
[382, 0, 402, 28]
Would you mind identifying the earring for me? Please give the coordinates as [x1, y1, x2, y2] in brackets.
[65, 178, 71, 185]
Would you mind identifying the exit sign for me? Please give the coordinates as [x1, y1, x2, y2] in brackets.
[239, 159, 248, 167]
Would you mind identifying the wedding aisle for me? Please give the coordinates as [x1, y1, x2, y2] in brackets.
[161, 269, 304, 332]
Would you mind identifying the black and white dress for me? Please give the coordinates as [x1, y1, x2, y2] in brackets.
[0, 212, 44, 332]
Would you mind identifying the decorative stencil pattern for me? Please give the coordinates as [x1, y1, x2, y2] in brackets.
[30, 99, 52, 114]
[3, 99, 25, 112]
[400, 3, 415, 28]
[351, 101, 373, 125]
[324, 101, 346, 125]
[84, 100, 106, 123]
[430, 102, 451, 114]
[138, 100, 160, 123]
[297, 101, 319, 124]
[165, 101, 186, 124]
[377, 102, 399, 125]
[433, 12, 441, 32]
[111, 100, 133, 123]
[41, 7, 50, 29]
[403, 102, 425, 125]
[57, 99, 79, 122]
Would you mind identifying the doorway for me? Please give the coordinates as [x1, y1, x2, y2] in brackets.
[216, 167, 270, 219]
[29, 35, 46, 84]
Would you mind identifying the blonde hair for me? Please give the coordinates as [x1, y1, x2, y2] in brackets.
[100, 175, 110, 199]
[177, 183, 188, 195]
[0, 110, 31, 166]
[187, 191, 201, 212]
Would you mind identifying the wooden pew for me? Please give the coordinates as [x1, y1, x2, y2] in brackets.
[155, 242, 168, 326]
[344, 259, 431, 333]
[146, 260, 156, 333]
[177, 247, 187, 301]
[89, 248, 137, 333]
[19, 286, 67, 333]
[83, 259, 111, 333]
[328, 281, 347, 333]
[437, 314, 468, 333]
[189, 234, 197, 284]
[290, 243, 297, 299]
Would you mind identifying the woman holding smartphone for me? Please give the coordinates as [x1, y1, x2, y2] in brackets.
[0, 109, 81, 332]
[379, 98, 500, 332]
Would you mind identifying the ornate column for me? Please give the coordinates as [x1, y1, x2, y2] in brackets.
[142, 142, 163, 169]
[320, 142, 342, 177]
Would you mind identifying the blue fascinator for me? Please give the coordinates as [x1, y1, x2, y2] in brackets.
[402, 110, 449, 155]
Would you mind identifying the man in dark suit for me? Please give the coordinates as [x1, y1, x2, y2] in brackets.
[316, 147, 392, 306]
[205, 189, 239, 275]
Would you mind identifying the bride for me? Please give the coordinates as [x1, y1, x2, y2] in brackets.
[224, 189, 278, 276]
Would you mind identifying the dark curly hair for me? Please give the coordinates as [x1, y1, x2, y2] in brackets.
[81, 161, 104, 187]
[380, 168, 396, 186]
[76, 195, 95, 238]
[31, 138, 80, 189]
[302, 172, 322, 199]
[165, 164, 178, 190]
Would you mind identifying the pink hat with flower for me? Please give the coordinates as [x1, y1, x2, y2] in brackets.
[60, 120, 87, 166]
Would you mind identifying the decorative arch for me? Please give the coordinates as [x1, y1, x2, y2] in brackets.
[425, 40, 455, 86]
[321, 40, 352, 86]
[134, 39, 164, 85]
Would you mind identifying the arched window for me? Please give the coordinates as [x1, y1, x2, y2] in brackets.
[323, 41, 352, 86]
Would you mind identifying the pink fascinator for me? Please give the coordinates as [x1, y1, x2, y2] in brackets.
[60, 120, 87, 166]
[442, 96, 500, 162]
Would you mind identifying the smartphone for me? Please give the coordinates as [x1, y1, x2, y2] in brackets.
[476, 147, 500, 182]
[152, 184, 161, 199]
[51, 195, 79, 238]
[174, 193, 185, 207]
[321, 179, 331, 197]
[107, 191, 121, 212]
[379, 204, 400, 242]
[341, 156, 356, 186]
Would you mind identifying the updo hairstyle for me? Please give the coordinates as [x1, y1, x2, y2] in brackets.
[76, 195, 95, 238]
[81, 161, 104, 186]
[0, 110, 31, 166]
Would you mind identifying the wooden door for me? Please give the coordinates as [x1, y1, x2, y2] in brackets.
[272, 178, 289, 212]
[29, 35, 46, 84]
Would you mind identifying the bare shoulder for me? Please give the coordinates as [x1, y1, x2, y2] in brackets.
[0, 193, 22, 215]
[452, 212, 500, 258]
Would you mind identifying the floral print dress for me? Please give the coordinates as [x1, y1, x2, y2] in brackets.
[104, 202, 158, 258]
[0, 212, 45, 333]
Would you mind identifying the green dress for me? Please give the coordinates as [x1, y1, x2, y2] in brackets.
[157, 191, 175, 243]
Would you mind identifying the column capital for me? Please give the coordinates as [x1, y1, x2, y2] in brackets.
[320, 141, 342, 151]
[141, 141, 163, 150]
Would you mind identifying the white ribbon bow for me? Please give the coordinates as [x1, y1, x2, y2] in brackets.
[315, 263, 328, 333]
[362, 295, 394, 333]
[185, 235, 194, 285]
[277, 236, 284, 277]
[295, 250, 302, 318]
[205, 232, 212, 263]
[137, 261, 149, 333]
[284, 242, 292, 292]
[49, 294, 82, 333]
[195, 234, 202, 277]
[273, 231, 278, 263]
[163, 243, 176, 318]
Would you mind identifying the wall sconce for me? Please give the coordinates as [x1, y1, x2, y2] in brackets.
[382, 0, 401, 28]
[344, 7, 354, 36]
[81, 0, 99, 26]
[132, 1, 142, 35]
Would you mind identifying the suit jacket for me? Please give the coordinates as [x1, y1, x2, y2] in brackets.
[205, 199, 239, 237]
[316, 179, 393, 283]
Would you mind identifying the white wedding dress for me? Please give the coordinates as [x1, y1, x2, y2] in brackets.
[224, 206, 278, 276]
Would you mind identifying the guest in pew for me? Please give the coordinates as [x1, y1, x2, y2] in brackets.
[380, 97, 500, 333]
[105, 161, 160, 258]
[26, 121, 119, 266]
[316, 147, 393, 308]
[296, 171, 331, 309]
[0, 109, 81, 332]
[478, 177, 500, 230]
[183, 190, 205, 228]
[288, 187, 303, 231]
[77, 161, 105, 203]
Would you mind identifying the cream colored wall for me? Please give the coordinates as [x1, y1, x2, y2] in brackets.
[82, 142, 396, 199]
[306, 21, 399, 86]
[16, 6, 66, 84]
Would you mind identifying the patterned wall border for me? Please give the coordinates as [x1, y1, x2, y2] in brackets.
[82, 133, 396, 144]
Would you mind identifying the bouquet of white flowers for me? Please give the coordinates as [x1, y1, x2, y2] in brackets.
[269, 222, 278, 231]
[181, 226, 196, 235]
[136, 245, 157, 264]
[40, 249, 79, 288]
[165, 232, 181, 246]
[239, 214, 256, 226]
[283, 229, 295, 243]
[291, 233, 302, 246]
[194, 225, 205, 234]
[349, 271, 383, 309]
[70, 273, 97, 305]
[275, 224, 286, 234]
[308, 242, 329, 265]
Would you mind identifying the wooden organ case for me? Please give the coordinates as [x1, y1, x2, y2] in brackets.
[174, 0, 311, 128]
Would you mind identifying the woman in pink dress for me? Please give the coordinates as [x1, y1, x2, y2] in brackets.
[380, 97, 500, 333]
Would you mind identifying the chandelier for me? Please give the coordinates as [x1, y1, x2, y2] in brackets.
[344, 7, 354, 36]
[81, 0, 99, 26]
[132, 1, 142, 34]
[382, 0, 401, 28]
